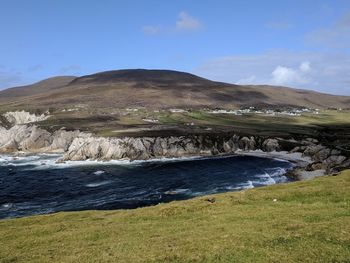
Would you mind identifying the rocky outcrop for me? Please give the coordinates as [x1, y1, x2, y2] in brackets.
[262, 139, 280, 152]
[0, 125, 82, 153]
[3, 111, 50, 125]
[238, 136, 256, 151]
[302, 144, 348, 173]
[0, 123, 348, 175]
[61, 135, 230, 161]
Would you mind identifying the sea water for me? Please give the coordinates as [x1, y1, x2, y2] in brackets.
[0, 154, 293, 219]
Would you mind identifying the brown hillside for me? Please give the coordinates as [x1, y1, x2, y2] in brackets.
[0, 69, 348, 110]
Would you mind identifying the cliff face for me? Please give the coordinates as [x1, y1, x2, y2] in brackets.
[61, 134, 257, 161]
[3, 111, 50, 125]
[0, 125, 82, 153]
[0, 123, 348, 174]
[0, 124, 272, 160]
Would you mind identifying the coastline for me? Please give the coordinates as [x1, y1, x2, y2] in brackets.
[234, 150, 328, 180]
[1, 123, 348, 180]
[1, 149, 318, 181]
[234, 149, 312, 165]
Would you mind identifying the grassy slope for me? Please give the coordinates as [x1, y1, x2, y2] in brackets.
[1, 170, 349, 263]
[36, 109, 350, 135]
[36, 109, 349, 152]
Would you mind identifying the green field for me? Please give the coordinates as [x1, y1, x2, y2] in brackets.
[33, 109, 350, 152]
[1, 170, 349, 263]
[36, 108, 350, 134]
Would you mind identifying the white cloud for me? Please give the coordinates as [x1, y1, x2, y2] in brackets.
[305, 11, 350, 49]
[270, 62, 311, 86]
[142, 11, 203, 36]
[175, 11, 203, 32]
[194, 51, 350, 95]
[299, 61, 311, 73]
[271, 66, 298, 85]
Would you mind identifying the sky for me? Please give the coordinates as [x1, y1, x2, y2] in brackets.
[0, 0, 350, 95]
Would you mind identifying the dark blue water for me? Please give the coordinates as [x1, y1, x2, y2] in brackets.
[0, 154, 293, 219]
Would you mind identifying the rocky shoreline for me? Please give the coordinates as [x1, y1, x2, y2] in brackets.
[0, 123, 349, 180]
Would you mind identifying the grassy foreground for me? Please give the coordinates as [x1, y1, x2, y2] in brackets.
[1, 171, 350, 263]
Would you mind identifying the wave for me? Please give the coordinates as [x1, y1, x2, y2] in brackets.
[0, 153, 237, 170]
[254, 172, 276, 185]
[0, 154, 211, 170]
[85, 181, 112, 188]
[93, 170, 106, 175]
[1, 153, 294, 172]
[265, 167, 290, 183]
[0, 203, 13, 209]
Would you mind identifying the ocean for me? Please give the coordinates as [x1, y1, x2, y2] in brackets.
[0, 154, 293, 219]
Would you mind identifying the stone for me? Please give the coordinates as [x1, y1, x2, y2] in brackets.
[3, 110, 50, 125]
[309, 162, 323, 171]
[262, 139, 279, 152]
[324, 155, 347, 167]
[312, 148, 331, 162]
[238, 136, 256, 151]
[303, 145, 324, 157]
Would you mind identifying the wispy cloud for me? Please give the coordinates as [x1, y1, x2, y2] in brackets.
[142, 11, 203, 36]
[175, 11, 203, 32]
[194, 51, 350, 95]
[305, 11, 350, 49]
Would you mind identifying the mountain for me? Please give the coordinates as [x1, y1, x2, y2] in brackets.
[0, 76, 75, 101]
[0, 69, 348, 110]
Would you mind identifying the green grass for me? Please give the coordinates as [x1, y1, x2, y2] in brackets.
[157, 110, 350, 145]
[30, 109, 350, 143]
[1, 170, 349, 263]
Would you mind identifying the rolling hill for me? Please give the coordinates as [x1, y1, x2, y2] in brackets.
[0, 69, 349, 111]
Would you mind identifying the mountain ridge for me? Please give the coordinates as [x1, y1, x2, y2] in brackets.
[0, 69, 348, 110]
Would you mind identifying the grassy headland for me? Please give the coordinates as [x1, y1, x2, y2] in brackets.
[1, 170, 349, 263]
[34, 109, 350, 154]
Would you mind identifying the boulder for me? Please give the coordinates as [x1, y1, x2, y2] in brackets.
[303, 145, 324, 157]
[312, 148, 331, 162]
[238, 136, 256, 151]
[324, 155, 347, 167]
[262, 139, 279, 152]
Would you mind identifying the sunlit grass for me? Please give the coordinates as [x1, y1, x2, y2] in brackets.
[1, 170, 349, 263]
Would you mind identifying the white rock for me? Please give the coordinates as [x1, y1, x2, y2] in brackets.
[3, 110, 50, 125]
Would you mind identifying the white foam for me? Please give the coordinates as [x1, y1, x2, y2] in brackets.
[3, 154, 214, 170]
[253, 172, 277, 186]
[1, 152, 293, 172]
[244, 180, 255, 189]
[268, 167, 287, 177]
[1, 203, 13, 209]
[93, 170, 105, 175]
[85, 181, 112, 188]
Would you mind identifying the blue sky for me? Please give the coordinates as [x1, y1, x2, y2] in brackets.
[0, 0, 349, 95]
